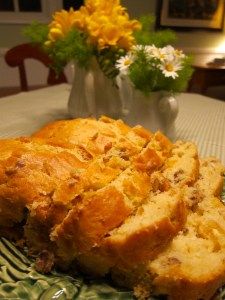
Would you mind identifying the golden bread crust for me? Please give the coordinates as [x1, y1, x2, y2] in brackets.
[33, 117, 132, 156]
[51, 186, 132, 259]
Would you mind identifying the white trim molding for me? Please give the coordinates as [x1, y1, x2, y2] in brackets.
[0, 0, 62, 24]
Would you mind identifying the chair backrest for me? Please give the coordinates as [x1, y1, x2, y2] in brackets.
[5, 43, 67, 91]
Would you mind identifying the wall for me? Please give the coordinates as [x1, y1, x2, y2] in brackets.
[1, 0, 225, 89]
[0, 24, 27, 48]
[123, 0, 225, 54]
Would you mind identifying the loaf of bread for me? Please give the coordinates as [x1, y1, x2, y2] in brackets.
[0, 116, 224, 300]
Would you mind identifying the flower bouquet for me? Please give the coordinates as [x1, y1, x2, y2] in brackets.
[24, 0, 193, 126]
[24, 0, 141, 79]
[116, 44, 192, 94]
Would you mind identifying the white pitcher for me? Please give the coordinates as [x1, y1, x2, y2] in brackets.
[121, 83, 179, 140]
[68, 59, 125, 119]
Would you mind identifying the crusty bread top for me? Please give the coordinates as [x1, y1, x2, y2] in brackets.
[32, 116, 152, 156]
[0, 137, 90, 227]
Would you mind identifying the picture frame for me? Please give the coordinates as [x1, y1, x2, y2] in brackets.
[156, 0, 225, 31]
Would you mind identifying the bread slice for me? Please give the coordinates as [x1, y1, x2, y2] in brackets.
[149, 195, 225, 300]
[102, 190, 186, 265]
[110, 153, 225, 300]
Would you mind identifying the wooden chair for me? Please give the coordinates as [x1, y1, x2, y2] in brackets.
[5, 43, 67, 91]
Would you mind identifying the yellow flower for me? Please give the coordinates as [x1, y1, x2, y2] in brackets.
[100, 24, 121, 47]
[71, 7, 89, 31]
[48, 27, 64, 41]
[85, 0, 121, 14]
[46, 0, 141, 51]
[83, 2, 141, 50]
[47, 8, 83, 43]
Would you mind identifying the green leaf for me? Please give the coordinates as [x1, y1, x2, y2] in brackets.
[23, 21, 49, 45]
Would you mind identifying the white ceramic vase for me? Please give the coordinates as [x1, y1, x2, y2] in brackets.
[121, 84, 179, 140]
[68, 59, 125, 119]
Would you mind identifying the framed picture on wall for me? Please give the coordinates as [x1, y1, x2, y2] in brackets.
[156, 0, 225, 31]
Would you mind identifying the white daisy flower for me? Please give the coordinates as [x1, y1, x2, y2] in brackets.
[143, 45, 157, 57]
[131, 45, 144, 52]
[159, 59, 182, 79]
[160, 46, 175, 61]
[142, 45, 157, 54]
[174, 48, 186, 59]
[162, 45, 185, 60]
[162, 45, 175, 53]
[147, 45, 173, 62]
[115, 53, 134, 75]
[146, 45, 158, 57]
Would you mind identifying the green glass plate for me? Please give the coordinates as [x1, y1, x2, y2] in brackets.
[0, 237, 135, 300]
[0, 179, 225, 300]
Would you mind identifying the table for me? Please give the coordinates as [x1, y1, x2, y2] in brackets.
[188, 54, 225, 94]
[0, 84, 224, 164]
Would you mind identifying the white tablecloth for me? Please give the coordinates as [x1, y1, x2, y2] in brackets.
[0, 84, 224, 164]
